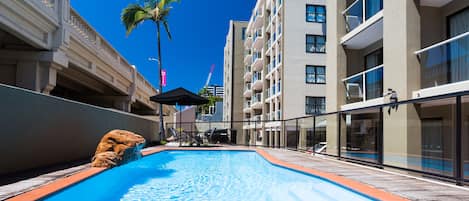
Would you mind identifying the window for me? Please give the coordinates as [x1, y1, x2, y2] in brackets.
[306, 66, 326, 84]
[306, 5, 326, 23]
[365, 48, 383, 69]
[306, 97, 325, 115]
[306, 35, 326, 53]
[242, 27, 247, 40]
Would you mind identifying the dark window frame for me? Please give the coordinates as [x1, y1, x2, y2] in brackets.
[305, 96, 326, 115]
[306, 5, 326, 23]
[306, 35, 326, 53]
[305, 65, 326, 84]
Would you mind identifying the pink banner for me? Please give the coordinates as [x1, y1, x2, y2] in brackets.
[161, 69, 167, 87]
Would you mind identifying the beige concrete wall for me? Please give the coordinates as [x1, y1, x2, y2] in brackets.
[224, 21, 248, 145]
[0, 84, 159, 175]
[382, 0, 421, 167]
[325, 0, 347, 156]
[325, 0, 347, 113]
[283, 0, 326, 119]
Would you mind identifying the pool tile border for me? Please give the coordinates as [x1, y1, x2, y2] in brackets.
[7, 147, 408, 201]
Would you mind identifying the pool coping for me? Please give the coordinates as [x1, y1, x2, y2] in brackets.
[7, 147, 408, 201]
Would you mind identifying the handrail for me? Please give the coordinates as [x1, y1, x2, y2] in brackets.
[341, 0, 361, 15]
[342, 64, 384, 82]
[414, 31, 469, 55]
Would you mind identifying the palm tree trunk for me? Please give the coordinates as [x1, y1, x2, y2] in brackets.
[156, 22, 164, 142]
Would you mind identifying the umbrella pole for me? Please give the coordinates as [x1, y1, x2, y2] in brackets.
[179, 104, 182, 147]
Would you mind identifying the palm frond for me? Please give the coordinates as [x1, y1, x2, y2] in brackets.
[121, 4, 153, 35]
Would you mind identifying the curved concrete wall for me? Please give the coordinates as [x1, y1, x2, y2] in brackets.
[0, 84, 159, 175]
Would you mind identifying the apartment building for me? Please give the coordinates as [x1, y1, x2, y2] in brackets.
[325, 0, 469, 182]
[223, 21, 248, 144]
[242, 0, 327, 146]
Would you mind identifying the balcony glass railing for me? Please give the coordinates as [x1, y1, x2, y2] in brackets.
[343, 0, 383, 33]
[253, 115, 262, 122]
[277, 81, 281, 94]
[244, 101, 251, 109]
[252, 72, 262, 82]
[252, 93, 262, 103]
[254, 30, 263, 42]
[415, 32, 469, 89]
[245, 65, 251, 73]
[343, 65, 383, 104]
[245, 83, 252, 91]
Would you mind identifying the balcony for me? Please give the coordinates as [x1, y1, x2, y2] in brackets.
[253, 29, 264, 49]
[245, 35, 253, 47]
[252, 52, 264, 71]
[253, 10, 264, 28]
[341, 0, 383, 49]
[265, 89, 271, 101]
[243, 101, 252, 113]
[244, 65, 252, 81]
[413, 32, 469, 99]
[244, 49, 252, 64]
[251, 93, 263, 109]
[276, 110, 282, 121]
[252, 115, 263, 122]
[343, 65, 383, 104]
[252, 71, 263, 90]
[244, 83, 252, 98]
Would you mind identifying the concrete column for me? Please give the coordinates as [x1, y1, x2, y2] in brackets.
[382, 0, 421, 167]
[325, 0, 347, 156]
[274, 130, 279, 148]
[114, 97, 132, 113]
[16, 61, 57, 94]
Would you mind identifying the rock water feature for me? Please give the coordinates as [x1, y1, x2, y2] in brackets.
[91, 130, 146, 168]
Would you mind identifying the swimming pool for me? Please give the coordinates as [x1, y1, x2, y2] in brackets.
[42, 151, 375, 201]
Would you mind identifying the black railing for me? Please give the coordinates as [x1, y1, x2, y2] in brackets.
[165, 91, 469, 186]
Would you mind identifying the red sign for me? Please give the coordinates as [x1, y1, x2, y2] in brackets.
[161, 69, 167, 87]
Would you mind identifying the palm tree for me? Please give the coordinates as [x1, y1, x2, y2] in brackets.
[121, 0, 180, 142]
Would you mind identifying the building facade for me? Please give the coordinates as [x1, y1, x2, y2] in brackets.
[325, 0, 469, 181]
[242, 0, 327, 146]
[223, 20, 248, 144]
[206, 85, 224, 97]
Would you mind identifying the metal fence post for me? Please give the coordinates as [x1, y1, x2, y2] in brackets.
[455, 96, 463, 186]
[337, 112, 341, 159]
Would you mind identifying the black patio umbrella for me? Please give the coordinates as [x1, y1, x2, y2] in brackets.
[150, 87, 209, 145]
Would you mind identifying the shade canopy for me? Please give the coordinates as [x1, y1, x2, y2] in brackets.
[150, 87, 209, 106]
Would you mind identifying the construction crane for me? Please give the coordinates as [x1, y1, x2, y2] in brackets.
[204, 64, 216, 88]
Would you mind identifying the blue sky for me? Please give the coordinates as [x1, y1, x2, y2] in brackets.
[71, 0, 255, 93]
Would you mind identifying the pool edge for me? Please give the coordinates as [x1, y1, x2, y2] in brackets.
[7, 147, 408, 201]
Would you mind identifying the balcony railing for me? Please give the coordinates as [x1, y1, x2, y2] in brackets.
[415, 32, 469, 89]
[252, 52, 262, 63]
[343, 0, 383, 33]
[276, 110, 282, 120]
[254, 29, 263, 42]
[343, 65, 383, 104]
[252, 93, 262, 103]
[244, 101, 251, 109]
[245, 83, 252, 91]
[252, 115, 262, 122]
[277, 81, 281, 94]
[245, 65, 251, 73]
[252, 71, 262, 83]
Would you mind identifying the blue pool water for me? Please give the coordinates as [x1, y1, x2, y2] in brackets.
[43, 151, 375, 201]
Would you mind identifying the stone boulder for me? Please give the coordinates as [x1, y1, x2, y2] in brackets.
[91, 130, 146, 168]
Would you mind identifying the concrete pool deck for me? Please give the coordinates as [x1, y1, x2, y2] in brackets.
[2, 146, 468, 200]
